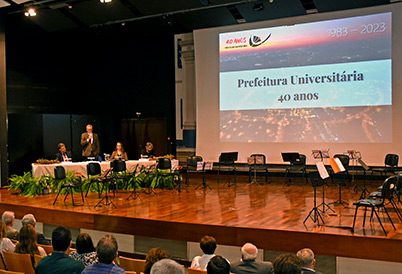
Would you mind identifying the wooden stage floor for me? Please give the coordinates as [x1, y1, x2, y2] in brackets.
[1, 174, 401, 263]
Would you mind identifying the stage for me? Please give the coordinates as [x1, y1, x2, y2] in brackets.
[0, 174, 401, 263]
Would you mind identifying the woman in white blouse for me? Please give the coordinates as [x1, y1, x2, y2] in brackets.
[0, 221, 15, 254]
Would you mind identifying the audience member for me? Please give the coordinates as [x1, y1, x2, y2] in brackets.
[296, 248, 322, 274]
[191, 235, 217, 270]
[82, 234, 124, 274]
[231, 243, 273, 274]
[0, 221, 15, 254]
[15, 224, 47, 267]
[110, 142, 128, 161]
[81, 124, 100, 160]
[69, 233, 98, 266]
[145, 247, 171, 274]
[207, 255, 230, 274]
[56, 142, 72, 162]
[150, 258, 184, 274]
[273, 254, 302, 274]
[1, 211, 18, 240]
[21, 213, 51, 245]
[36, 226, 84, 274]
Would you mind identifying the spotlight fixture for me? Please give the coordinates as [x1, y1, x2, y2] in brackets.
[100, 0, 112, 3]
[24, 8, 36, 17]
[252, 1, 264, 11]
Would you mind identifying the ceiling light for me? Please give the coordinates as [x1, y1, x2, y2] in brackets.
[100, 0, 112, 3]
[24, 8, 36, 17]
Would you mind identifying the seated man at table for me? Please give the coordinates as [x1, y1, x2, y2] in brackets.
[141, 142, 155, 158]
[56, 143, 72, 162]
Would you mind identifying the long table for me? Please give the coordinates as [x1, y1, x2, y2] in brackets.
[32, 159, 179, 178]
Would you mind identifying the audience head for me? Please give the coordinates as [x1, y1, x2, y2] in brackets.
[1, 211, 15, 226]
[207, 255, 230, 274]
[76, 233, 96, 254]
[200, 235, 217, 255]
[150, 259, 184, 274]
[273, 253, 302, 274]
[58, 143, 67, 153]
[145, 247, 170, 274]
[0, 221, 7, 238]
[52, 226, 72, 252]
[241, 243, 258, 261]
[86, 124, 93, 133]
[21, 213, 36, 227]
[15, 224, 39, 256]
[96, 234, 118, 264]
[296, 248, 316, 269]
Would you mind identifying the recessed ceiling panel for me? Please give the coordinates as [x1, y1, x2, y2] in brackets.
[11, 0, 31, 4]
[314, 0, 390, 12]
[128, 0, 204, 16]
[30, 9, 79, 32]
[0, 0, 10, 8]
[68, 0, 135, 26]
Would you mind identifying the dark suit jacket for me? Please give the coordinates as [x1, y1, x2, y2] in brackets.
[231, 260, 273, 274]
[80, 132, 100, 157]
[55, 151, 72, 162]
[302, 267, 323, 274]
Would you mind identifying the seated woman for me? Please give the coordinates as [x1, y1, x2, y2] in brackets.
[110, 142, 128, 161]
[144, 247, 170, 274]
[0, 221, 15, 255]
[14, 224, 47, 267]
[191, 235, 217, 270]
[69, 233, 98, 267]
[141, 142, 155, 158]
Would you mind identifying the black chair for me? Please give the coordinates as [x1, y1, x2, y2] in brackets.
[371, 153, 399, 179]
[285, 154, 307, 185]
[186, 156, 206, 185]
[248, 154, 268, 184]
[85, 162, 102, 197]
[218, 152, 238, 186]
[111, 160, 130, 194]
[53, 166, 84, 206]
[158, 158, 185, 192]
[351, 176, 397, 236]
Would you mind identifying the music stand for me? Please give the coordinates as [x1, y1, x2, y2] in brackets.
[95, 168, 116, 209]
[282, 152, 300, 186]
[247, 155, 265, 186]
[311, 149, 330, 162]
[315, 162, 334, 215]
[218, 152, 238, 187]
[195, 161, 213, 190]
[358, 157, 371, 199]
[303, 172, 325, 226]
[347, 150, 359, 184]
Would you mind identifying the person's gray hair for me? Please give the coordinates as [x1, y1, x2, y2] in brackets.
[21, 214, 36, 226]
[150, 259, 184, 274]
[1, 211, 15, 226]
[296, 248, 315, 267]
[146, 142, 153, 149]
[241, 243, 258, 261]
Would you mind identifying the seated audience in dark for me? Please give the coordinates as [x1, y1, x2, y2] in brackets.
[69, 233, 98, 266]
[1, 211, 18, 240]
[207, 255, 230, 274]
[56, 142, 72, 162]
[20, 213, 51, 245]
[0, 221, 15, 255]
[150, 258, 184, 274]
[230, 243, 273, 274]
[14, 224, 47, 267]
[191, 235, 217, 270]
[110, 142, 128, 161]
[273, 253, 302, 274]
[35, 226, 84, 274]
[82, 234, 125, 274]
[296, 248, 323, 274]
[145, 247, 170, 274]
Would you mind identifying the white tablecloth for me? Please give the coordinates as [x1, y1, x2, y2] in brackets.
[32, 159, 179, 178]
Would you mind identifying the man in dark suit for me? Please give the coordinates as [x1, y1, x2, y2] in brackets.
[296, 248, 323, 274]
[80, 124, 100, 159]
[231, 243, 273, 274]
[55, 143, 72, 162]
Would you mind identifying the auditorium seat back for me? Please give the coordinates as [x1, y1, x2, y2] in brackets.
[119, 256, 146, 273]
[2, 251, 35, 274]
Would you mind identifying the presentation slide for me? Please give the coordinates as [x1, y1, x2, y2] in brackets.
[219, 12, 392, 143]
